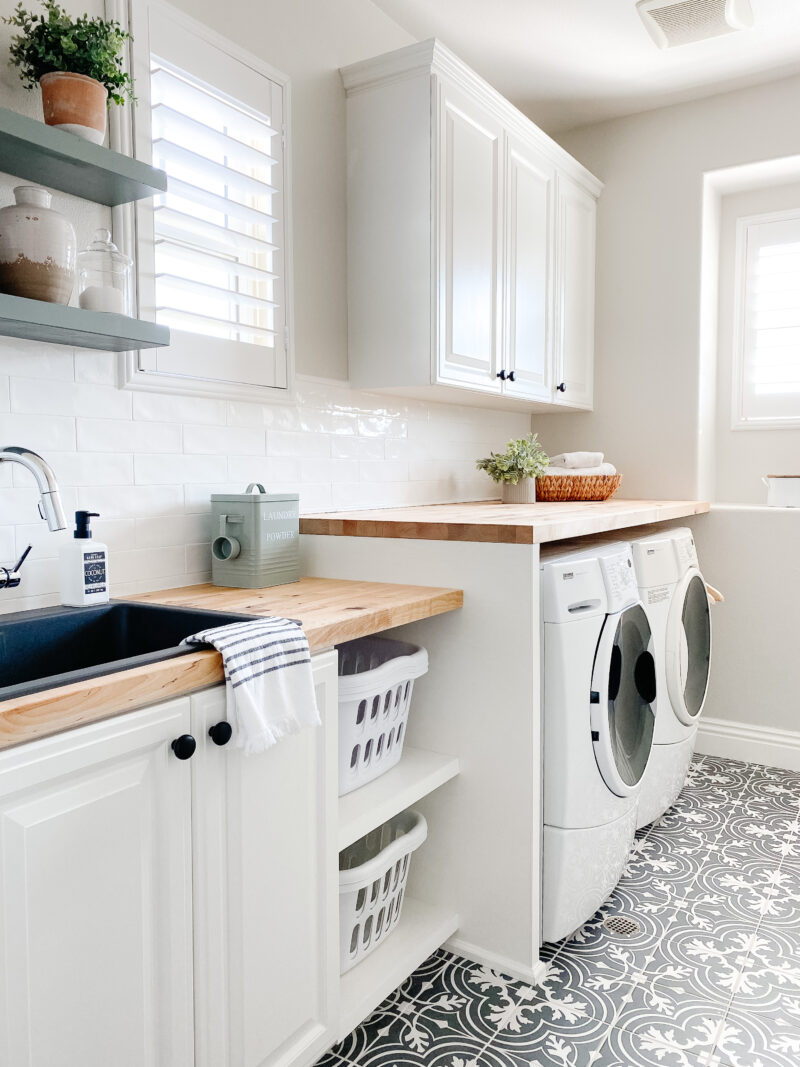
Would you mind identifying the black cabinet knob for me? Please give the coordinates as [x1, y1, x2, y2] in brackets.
[171, 734, 197, 760]
[557, 381, 567, 393]
[507, 370, 516, 382]
[496, 369, 507, 380]
[208, 721, 233, 747]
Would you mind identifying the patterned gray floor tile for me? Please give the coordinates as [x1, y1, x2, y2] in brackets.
[648, 919, 756, 1004]
[682, 858, 785, 926]
[596, 1019, 724, 1066]
[496, 1023, 612, 1066]
[714, 1003, 800, 1067]
[730, 925, 800, 1014]
[460, 956, 622, 1055]
[609, 968, 731, 1052]
[545, 878, 681, 977]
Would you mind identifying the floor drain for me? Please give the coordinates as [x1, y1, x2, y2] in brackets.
[601, 915, 642, 938]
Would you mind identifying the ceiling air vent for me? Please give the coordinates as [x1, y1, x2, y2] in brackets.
[636, 0, 754, 48]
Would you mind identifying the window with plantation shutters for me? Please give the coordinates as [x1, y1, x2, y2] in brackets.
[734, 210, 800, 427]
[128, 1, 291, 397]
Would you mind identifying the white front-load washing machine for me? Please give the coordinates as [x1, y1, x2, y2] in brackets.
[541, 542, 657, 943]
[631, 527, 711, 828]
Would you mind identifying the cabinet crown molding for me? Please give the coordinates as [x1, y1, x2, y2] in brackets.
[340, 37, 603, 199]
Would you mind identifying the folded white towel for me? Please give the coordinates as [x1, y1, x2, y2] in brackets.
[184, 617, 320, 755]
[549, 452, 605, 469]
[543, 463, 617, 477]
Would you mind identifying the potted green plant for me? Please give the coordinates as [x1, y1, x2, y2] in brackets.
[3, 0, 134, 145]
[476, 433, 549, 503]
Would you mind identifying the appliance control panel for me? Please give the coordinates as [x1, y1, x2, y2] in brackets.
[673, 530, 698, 571]
[598, 547, 639, 612]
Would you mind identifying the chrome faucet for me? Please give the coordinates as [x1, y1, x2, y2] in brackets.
[0, 446, 67, 532]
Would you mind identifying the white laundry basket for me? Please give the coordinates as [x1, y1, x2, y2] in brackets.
[336, 636, 428, 796]
[339, 810, 427, 974]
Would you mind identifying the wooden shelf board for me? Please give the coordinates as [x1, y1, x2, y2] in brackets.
[338, 898, 458, 1040]
[338, 747, 459, 850]
[0, 106, 166, 206]
[0, 293, 169, 351]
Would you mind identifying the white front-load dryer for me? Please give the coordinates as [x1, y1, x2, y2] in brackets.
[541, 542, 657, 943]
[631, 527, 711, 828]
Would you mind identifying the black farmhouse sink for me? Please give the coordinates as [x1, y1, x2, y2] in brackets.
[0, 601, 254, 700]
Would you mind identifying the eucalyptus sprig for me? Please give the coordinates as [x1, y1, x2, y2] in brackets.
[3, 0, 135, 106]
[476, 433, 549, 485]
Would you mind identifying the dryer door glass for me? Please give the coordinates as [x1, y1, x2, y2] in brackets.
[593, 603, 656, 793]
[679, 573, 711, 718]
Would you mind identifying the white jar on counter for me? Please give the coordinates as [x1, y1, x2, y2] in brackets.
[762, 475, 800, 507]
[77, 228, 133, 315]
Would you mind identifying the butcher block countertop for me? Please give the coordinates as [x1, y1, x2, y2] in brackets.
[300, 499, 710, 545]
[0, 577, 462, 751]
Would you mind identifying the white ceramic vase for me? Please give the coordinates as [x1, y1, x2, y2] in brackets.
[501, 478, 537, 503]
[0, 185, 77, 304]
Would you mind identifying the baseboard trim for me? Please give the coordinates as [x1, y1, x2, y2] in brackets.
[696, 715, 800, 772]
[444, 936, 548, 986]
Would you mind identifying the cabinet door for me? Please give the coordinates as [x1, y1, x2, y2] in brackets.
[436, 81, 504, 393]
[192, 650, 338, 1067]
[0, 700, 194, 1067]
[554, 175, 596, 409]
[503, 136, 555, 402]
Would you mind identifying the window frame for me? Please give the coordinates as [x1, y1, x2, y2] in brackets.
[731, 206, 800, 431]
[111, 0, 295, 402]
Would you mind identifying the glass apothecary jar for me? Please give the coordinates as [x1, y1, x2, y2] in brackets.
[77, 229, 133, 315]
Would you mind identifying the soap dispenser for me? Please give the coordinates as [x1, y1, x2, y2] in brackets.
[59, 511, 109, 607]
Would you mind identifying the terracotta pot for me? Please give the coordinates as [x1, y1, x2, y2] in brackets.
[0, 185, 76, 304]
[501, 478, 537, 504]
[40, 71, 108, 145]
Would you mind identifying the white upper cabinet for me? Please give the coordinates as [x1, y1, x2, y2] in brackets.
[503, 134, 555, 403]
[553, 175, 596, 410]
[341, 39, 602, 413]
[436, 83, 503, 393]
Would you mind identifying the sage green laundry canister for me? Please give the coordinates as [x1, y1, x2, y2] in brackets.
[210, 483, 300, 589]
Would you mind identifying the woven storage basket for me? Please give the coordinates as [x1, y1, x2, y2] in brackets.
[535, 473, 622, 502]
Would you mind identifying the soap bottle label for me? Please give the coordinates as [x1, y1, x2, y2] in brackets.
[84, 550, 107, 595]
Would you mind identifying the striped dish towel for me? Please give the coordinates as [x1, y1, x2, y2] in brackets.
[183, 617, 320, 755]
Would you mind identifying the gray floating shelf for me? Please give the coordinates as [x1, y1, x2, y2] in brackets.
[0, 106, 167, 207]
[0, 293, 170, 351]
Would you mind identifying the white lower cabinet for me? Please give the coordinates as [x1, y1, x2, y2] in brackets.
[0, 698, 195, 1067]
[191, 651, 338, 1067]
[0, 650, 339, 1067]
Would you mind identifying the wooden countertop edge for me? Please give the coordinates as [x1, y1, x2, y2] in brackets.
[0, 584, 463, 751]
[300, 500, 711, 544]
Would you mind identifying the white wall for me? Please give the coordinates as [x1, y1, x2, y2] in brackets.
[531, 75, 800, 754]
[715, 181, 800, 504]
[0, 0, 530, 614]
[533, 71, 800, 500]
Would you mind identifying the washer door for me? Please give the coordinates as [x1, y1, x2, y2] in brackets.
[590, 604, 657, 797]
[666, 568, 711, 725]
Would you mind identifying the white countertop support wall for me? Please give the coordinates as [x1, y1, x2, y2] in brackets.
[301, 533, 547, 984]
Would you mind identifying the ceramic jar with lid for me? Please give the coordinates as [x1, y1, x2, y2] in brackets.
[77, 228, 133, 315]
[0, 185, 77, 304]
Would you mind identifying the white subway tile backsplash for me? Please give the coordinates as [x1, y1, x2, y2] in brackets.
[74, 384, 132, 421]
[134, 453, 228, 485]
[183, 424, 265, 456]
[267, 429, 331, 459]
[74, 350, 117, 385]
[0, 342, 74, 381]
[0, 525, 15, 563]
[2, 360, 524, 608]
[1, 413, 76, 451]
[133, 392, 226, 425]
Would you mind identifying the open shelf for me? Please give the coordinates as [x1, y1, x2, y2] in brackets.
[0, 293, 169, 351]
[338, 897, 458, 1040]
[0, 106, 167, 206]
[338, 746, 459, 850]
